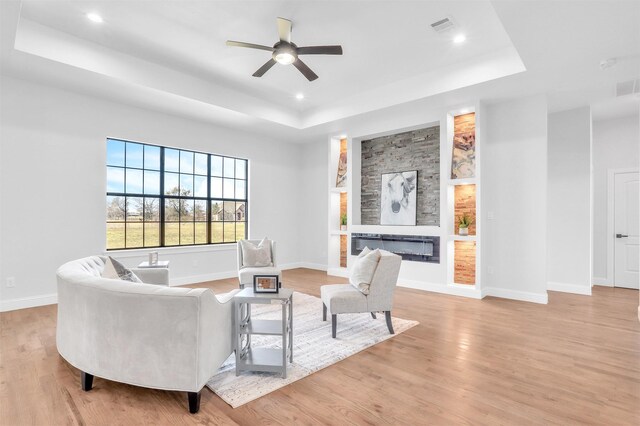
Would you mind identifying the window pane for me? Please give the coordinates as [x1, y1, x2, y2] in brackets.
[126, 169, 143, 194]
[236, 222, 246, 240]
[144, 145, 160, 170]
[235, 180, 246, 200]
[165, 148, 180, 172]
[211, 155, 223, 176]
[235, 202, 246, 221]
[195, 153, 208, 175]
[224, 222, 236, 242]
[223, 201, 235, 221]
[180, 151, 194, 174]
[194, 200, 207, 221]
[195, 222, 207, 244]
[107, 167, 125, 193]
[194, 176, 207, 197]
[180, 174, 193, 196]
[165, 198, 180, 221]
[144, 171, 160, 195]
[165, 172, 179, 195]
[107, 140, 125, 167]
[126, 223, 143, 248]
[144, 223, 159, 247]
[180, 222, 194, 245]
[143, 197, 160, 221]
[165, 223, 179, 246]
[126, 197, 143, 221]
[106, 196, 125, 221]
[211, 222, 223, 243]
[211, 201, 223, 221]
[126, 143, 144, 169]
[107, 223, 125, 249]
[235, 159, 247, 179]
[211, 177, 222, 198]
[223, 157, 235, 178]
[223, 178, 234, 198]
[180, 199, 194, 221]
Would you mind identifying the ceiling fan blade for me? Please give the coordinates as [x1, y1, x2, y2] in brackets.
[252, 59, 277, 77]
[277, 17, 292, 43]
[292, 58, 319, 81]
[297, 45, 343, 55]
[226, 40, 274, 51]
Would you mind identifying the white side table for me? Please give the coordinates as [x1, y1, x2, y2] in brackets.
[137, 260, 170, 269]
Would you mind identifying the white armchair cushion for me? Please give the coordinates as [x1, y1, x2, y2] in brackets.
[349, 248, 381, 295]
[102, 256, 142, 283]
[239, 238, 273, 267]
[238, 266, 281, 286]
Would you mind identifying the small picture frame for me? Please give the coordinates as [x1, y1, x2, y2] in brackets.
[253, 275, 280, 293]
[149, 251, 159, 266]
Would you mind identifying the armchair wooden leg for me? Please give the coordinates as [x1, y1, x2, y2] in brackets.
[81, 371, 93, 391]
[323, 303, 327, 321]
[332, 314, 337, 338]
[188, 391, 201, 414]
[370, 312, 377, 319]
[385, 311, 394, 334]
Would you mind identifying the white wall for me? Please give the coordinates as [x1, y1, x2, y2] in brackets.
[299, 141, 328, 269]
[481, 95, 549, 303]
[547, 107, 592, 294]
[592, 114, 640, 285]
[0, 76, 304, 311]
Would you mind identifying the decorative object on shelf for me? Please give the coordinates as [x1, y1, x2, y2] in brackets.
[335, 138, 347, 187]
[458, 214, 473, 236]
[148, 251, 159, 266]
[451, 112, 476, 179]
[380, 171, 417, 226]
[253, 275, 280, 293]
[340, 213, 348, 231]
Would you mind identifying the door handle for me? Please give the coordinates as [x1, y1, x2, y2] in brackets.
[616, 234, 629, 238]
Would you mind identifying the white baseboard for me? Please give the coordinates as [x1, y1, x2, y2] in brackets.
[547, 281, 592, 295]
[592, 277, 612, 287]
[482, 287, 548, 304]
[0, 294, 58, 312]
[281, 262, 327, 271]
[398, 279, 483, 299]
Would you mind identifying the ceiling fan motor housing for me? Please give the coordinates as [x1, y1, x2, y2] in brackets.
[273, 42, 298, 65]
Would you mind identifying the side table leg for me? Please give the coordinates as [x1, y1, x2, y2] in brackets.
[281, 301, 287, 379]
[289, 295, 293, 363]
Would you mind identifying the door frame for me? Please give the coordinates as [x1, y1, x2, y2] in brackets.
[606, 167, 639, 287]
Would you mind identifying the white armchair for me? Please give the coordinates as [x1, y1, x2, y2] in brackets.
[321, 250, 402, 338]
[56, 256, 239, 413]
[237, 239, 282, 289]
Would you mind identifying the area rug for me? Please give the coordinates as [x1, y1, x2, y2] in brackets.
[206, 291, 418, 408]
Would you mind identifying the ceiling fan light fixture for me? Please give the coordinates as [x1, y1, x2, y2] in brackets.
[275, 52, 296, 65]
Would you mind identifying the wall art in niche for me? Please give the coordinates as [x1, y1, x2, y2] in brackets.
[380, 171, 417, 225]
[335, 138, 348, 187]
[451, 112, 476, 179]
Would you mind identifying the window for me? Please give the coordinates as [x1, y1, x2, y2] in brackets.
[106, 139, 248, 250]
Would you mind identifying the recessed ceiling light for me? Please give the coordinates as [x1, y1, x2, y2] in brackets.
[453, 34, 466, 44]
[295, 93, 304, 100]
[86, 13, 103, 23]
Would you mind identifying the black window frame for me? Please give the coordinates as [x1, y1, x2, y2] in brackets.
[106, 138, 248, 250]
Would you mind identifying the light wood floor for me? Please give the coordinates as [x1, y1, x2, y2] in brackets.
[1, 269, 639, 425]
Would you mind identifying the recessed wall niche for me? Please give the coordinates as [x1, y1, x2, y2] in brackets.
[360, 125, 440, 226]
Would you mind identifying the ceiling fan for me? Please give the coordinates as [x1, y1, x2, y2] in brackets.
[226, 17, 343, 81]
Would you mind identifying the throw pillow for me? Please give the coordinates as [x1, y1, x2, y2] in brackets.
[240, 238, 273, 268]
[349, 248, 381, 295]
[102, 257, 143, 283]
[357, 246, 372, 258]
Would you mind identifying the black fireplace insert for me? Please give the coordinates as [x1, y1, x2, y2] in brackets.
[351, 233, 440, 263]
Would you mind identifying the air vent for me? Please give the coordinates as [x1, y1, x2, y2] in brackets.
[616, 79, 640, 97]
[431, 17, 455, 33]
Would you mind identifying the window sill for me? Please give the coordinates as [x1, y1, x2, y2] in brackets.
[105, 243, 237, 258]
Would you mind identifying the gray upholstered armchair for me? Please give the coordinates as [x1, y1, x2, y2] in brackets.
[56, 256, 238, 413]
[321, 250, 402, 338]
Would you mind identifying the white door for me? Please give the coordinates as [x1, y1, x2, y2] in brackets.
[614, 172, 639, 289]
